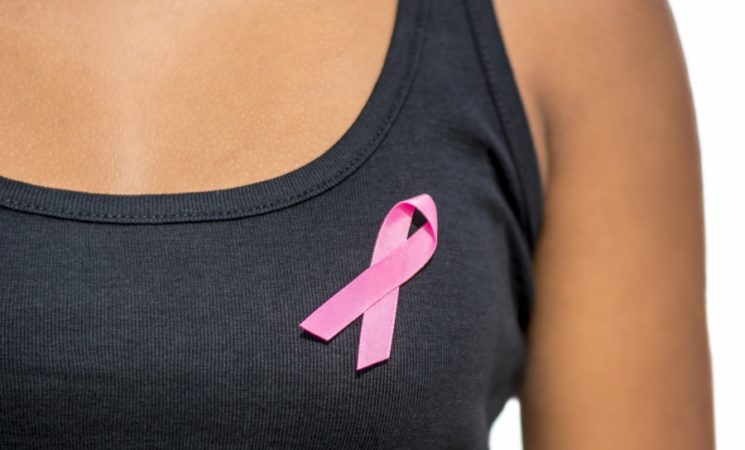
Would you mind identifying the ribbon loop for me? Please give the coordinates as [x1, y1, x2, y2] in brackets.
[299, 193, 438, 371]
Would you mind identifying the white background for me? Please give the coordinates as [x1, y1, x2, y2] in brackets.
[489, 1, 745, 448]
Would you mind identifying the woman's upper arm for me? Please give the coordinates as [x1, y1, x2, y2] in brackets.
[493, 0, 715, 448]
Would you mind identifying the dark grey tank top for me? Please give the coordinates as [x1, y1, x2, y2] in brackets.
[0, 0, 543, 448]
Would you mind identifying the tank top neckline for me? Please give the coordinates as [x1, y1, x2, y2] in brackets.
[0, 0, 429, 225]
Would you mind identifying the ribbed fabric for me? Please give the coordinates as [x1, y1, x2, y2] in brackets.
[0, 0, 544, 448]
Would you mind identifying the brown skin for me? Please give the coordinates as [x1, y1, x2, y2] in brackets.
[1, 1, 715, 448]
[0, 0, 398, 194]
[494, 0, 715, 448]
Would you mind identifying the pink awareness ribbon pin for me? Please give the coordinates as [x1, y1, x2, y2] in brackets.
[299, 193, 438, 371]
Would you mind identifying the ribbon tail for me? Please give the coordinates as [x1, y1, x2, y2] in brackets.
[356, 287, 399, 371]
[298, 263, 401, 341]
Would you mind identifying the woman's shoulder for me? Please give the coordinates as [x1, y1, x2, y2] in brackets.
[492, 0, 687, 196]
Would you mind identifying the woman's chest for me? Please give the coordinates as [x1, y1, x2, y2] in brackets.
[0, 184, 526, 449]
[0, 0, 399, 197]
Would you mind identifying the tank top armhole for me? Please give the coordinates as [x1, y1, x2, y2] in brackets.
[463, 0, 544, 253]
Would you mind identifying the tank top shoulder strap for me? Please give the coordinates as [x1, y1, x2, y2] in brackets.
[430, 0, 545, 250]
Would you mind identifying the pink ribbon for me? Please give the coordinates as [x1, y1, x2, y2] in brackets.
[299, 193, 438, 371]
